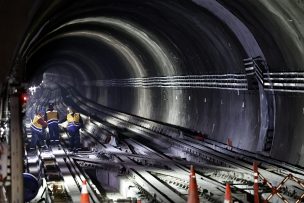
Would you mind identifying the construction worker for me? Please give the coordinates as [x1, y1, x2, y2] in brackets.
[60, 107, 83, 152]
[45, 103, 60, 145]
[29, 111, 48, 150]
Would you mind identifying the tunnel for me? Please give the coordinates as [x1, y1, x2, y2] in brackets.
[1, 0, 304, 202]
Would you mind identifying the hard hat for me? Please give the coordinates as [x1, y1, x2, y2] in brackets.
[23, 173, 39, 201]
[48, 103, 54, 109]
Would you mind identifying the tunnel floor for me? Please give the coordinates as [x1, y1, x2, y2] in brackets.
[21, 82, 304, 203]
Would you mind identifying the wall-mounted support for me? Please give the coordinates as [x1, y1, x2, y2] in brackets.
[243, 57, 275, 154]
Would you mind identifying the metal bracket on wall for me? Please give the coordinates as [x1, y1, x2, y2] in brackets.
[243, 57, 275, 154]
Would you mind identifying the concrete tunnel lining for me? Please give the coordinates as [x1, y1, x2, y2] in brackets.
[15, 0, 304, 165]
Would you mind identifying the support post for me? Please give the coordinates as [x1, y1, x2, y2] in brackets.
[10, 95, 23, 203]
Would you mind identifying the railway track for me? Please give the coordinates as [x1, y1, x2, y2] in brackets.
[22, 83, 304, 202]
[64, 84, 304, 202]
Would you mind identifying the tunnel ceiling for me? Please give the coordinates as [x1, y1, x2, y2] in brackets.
[3, 0, 304, 164]
[25, 0, 250, 80]
[20, 0, 304, 77]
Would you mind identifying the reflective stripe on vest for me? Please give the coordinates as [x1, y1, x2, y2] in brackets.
[46, 110, 58, 124]
[67, 113, 80, 127]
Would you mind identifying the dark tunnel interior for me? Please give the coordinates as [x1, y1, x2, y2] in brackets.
[17, 0, 304, 166]
[1, 0, 304, 202]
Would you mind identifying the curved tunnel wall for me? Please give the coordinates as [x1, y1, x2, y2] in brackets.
[22, 0, 304, 164]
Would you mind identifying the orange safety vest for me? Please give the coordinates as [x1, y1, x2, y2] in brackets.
[31, 115, 43, 132]
[46, 110, 58, 124]
[67, 113, 80, 127]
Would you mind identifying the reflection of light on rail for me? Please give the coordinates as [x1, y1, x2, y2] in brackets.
[106, 118, 119, 126]
[129, 126, 141, 134]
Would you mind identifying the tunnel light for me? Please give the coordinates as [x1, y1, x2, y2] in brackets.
[0, 127, 5, 136]
[20, 92, 28, 104]
[29, 86, 37, 95]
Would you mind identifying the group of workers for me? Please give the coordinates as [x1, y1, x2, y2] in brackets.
[29, 103, 83, 152]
